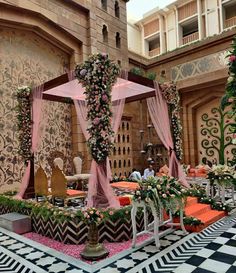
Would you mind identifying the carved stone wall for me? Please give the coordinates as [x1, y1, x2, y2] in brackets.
[0, 27, 72, 193]
[171, 50, 228, 82]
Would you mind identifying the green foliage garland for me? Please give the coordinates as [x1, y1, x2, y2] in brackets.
[75, 53, 120, 163]
[16, 86, 32, 161]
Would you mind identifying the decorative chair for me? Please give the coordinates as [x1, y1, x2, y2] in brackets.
[73, 157, 91, 190]
[34, 166, 49, 201]
[53, 157, 64, 171]
[53, 156, 91, 190]
[50, 165, 86, 206]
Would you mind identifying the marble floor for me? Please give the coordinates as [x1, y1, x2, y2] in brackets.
[0, 213, 236, 273]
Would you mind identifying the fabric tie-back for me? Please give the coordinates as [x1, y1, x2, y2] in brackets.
[147, 81, 189, 188]
[15, 84, 45, 199]
[70, 71, 126, 208]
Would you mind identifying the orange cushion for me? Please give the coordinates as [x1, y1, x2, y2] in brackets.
[117, 196, 131, 206]
[111, 182, 139, 190]
[67, 189, 86, 196]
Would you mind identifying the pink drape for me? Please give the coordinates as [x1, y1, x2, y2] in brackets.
[15, 84, 44, 199]
[147, 81, 189, 188]
[70, 69, 126, 208]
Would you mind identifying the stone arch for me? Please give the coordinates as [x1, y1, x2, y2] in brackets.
[0, 2, 84, 67]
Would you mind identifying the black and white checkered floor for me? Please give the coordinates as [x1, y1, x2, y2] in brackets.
[0, 213, 236, 273]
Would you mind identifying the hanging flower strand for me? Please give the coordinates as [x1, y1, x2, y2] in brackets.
[75, 53, 120, 163]
[160, 82, 183, 160]
[16, 86, 32, 162]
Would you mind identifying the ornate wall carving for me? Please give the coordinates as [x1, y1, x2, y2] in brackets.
[171, 51, 228, 81]
[0, 27, 72, 192]
[196, 98, 235, 165]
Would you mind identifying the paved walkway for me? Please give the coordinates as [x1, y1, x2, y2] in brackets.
[0, 213, 236, 273]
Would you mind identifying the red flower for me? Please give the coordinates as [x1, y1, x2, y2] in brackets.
[229, 55, 236, 62]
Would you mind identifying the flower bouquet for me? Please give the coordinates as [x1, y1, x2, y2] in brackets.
[207, 164, 236, 187]
[133, 176, 187, 215]
[81, 207, 108, 260]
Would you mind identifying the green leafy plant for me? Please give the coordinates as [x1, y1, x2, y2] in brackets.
[146, 71, 157, 80]
[183, 216, 203, 226]
[129, 67, 145, 77]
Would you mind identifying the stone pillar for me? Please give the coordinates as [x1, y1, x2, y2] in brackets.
[197, 0, 203, 40]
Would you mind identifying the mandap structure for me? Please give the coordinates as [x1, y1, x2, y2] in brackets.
[15, 53, 189, 206]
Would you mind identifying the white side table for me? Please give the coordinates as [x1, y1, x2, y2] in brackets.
[131, 200, 188, 249]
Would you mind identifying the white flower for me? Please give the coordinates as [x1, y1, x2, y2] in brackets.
[136, 191, 140, 195]
[232, 138, 236, 145]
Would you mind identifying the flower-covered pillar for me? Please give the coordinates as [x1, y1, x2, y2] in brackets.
[75, 53, 120, 208]
[221, 36, 236, 165]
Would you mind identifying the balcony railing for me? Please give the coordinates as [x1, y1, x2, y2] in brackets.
[182, 32, 199, 45]
[225, 16, 236, 29]
[149, 47, 160, 57]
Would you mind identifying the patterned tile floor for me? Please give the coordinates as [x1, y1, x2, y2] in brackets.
[0, 213, 236, 273]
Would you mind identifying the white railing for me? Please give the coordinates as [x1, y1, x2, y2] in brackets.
[182, 32, 199, 45]
[225, 16, 236, 28]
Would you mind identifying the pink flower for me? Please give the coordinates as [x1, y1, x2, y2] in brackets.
[90, 211, 94, 214]
[93, 117, 100, 125]
[109, 210, 114, 215]
[229, 55, 236, 62]
[102, 94, 108, 102]
[228, 98, 234, 103]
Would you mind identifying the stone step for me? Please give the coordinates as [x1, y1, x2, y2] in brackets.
[0, 212, 31, 234]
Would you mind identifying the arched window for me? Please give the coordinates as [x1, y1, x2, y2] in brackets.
[114, 160, 117, 168]
[102, 25, 108, 43]
[116, 32, 121, 48]
[118, 134, 120, 143]
[128, 159, 131, 167]
[123, 147, 126, 155]
[115, 1, 120, 18]
[119, 160, 122, 168]
[101, 0, 107, 10]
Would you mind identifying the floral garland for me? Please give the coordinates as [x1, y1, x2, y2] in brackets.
[133, 176, 187, 214]
[160, 82, 183, 160]
[75, 53, 120, 163]
[221, 36, 236, 147]
[16, 86, 32, 162]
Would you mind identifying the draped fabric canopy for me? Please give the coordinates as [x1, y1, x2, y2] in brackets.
[147, 82, 189, 188]
[43, 78, 155, 102]
[16, 70, 189, 201]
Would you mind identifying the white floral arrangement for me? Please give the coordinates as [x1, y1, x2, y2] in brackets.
[207, 164, 236, 185]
